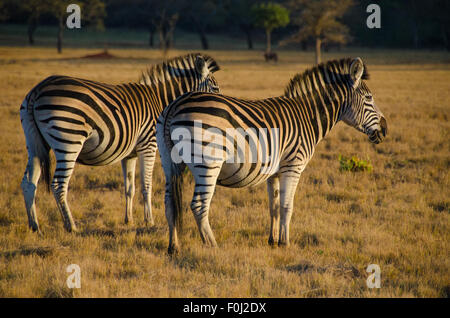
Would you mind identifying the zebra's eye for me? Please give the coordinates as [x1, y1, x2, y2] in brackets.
[366, 95, 373, 101]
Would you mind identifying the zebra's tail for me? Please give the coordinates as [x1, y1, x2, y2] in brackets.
[20, 85, 52, 192]
[156, 96, 190, 234]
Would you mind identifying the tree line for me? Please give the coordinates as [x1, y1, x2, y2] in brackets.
[1, 0, 449, 61]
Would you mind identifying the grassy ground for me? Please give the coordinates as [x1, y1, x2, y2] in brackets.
[0, 46, 449, 297]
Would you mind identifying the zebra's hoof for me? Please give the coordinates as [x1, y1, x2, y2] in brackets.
[278, 241, 289, 248]
[64, 224, 78, 233]
[168, 245, 179, 255]
[29, 224, 40, 233]
[125, 218, 134, 225]
[144, 218, 154, 227]
[31, 227, 43, 236]
[268, 237, 277, 246]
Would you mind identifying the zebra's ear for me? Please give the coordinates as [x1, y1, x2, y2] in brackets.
[349, 57, 364, 86]
[195, 55, 209, 79]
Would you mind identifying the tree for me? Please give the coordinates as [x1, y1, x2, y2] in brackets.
[252, 2, 290, 54]
[145, 0, 183, 56]
[284, 0, 353, 64]
[26, 0, 106, 53]
[434, 0, 450, 50]
[105, 0, 156, 48]
[19, 0, 49, 45]
[2, 0, 48, 45]
[226, 0, 258, 50]
[185, 0, 226, 50]
[83, 0, 106, 31]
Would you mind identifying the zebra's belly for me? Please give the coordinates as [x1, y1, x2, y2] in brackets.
[77, 129, 136, 166]
[217, 162, 273, 188]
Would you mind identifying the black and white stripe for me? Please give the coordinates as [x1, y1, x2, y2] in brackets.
[156, 57, 387, 253]
[20, 53, 220, 233]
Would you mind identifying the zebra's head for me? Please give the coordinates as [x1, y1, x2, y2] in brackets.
[341, 57, 387, 144]
[193, 54, 220, 93]
[139, 53, 220, 95]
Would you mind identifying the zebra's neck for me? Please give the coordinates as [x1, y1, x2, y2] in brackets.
[139, 54, 205, 113]
[142, 76, 198, 113]
[287, 80, 347, 145]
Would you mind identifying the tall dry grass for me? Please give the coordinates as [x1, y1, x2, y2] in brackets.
[0, 47, 448, 297]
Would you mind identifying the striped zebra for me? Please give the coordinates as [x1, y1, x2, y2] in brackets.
[156, 57, 387, 253]
[20, 53, 220, 233]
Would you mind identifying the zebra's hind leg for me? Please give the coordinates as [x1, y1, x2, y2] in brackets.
[21, 155, 42, 233]
[190, 165, 222, 248]
[278, 173, 301, 247]
[138, 149, 156, 225]
[164, 178, 179, 254]
[267, 175, 280, 246]
[51, 152, 79, 233]
[121, 156, 137, 225]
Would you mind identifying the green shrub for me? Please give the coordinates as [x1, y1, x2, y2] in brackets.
[338, 155, 373, 172]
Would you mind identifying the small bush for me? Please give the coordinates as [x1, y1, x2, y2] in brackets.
[338, 155, 373, 172]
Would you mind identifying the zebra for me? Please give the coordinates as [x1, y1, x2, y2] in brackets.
[156, 57, 387, 253]
[20, 53, 220, 234]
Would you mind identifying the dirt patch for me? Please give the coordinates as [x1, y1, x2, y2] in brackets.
[80, 50, 117, 59]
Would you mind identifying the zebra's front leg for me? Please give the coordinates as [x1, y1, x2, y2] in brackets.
[278, 173, 300, 247]
[138, 149, 156, 225]
[267, 175, 280, 246]
[121, 156, 137, 225]
[51, 156, 78, 233]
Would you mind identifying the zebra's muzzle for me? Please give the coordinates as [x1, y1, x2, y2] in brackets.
[369, 117, 387, 144]
[380, 117, 387, 137]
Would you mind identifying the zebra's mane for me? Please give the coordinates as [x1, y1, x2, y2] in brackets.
[139, 53, 220, 86]
[284, 58, 369, 97]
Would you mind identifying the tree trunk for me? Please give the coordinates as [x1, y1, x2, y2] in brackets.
[158, 27, 168, 57]
[315, 37, 321, 65]
[246, 30, 253, 50]
[166, 14, 178, 50]
[266, 29, 271, 54]
[442, 24, 449, 51]
[27, 16, 37, 45]
[410, 0, 420, 49]
[301, 40, 307, 51]
[240, 24, 253, 50]
[165, 35, 172, 51]
[197, 26, 209, 50]
[57, 14, 63, 54]
[149, 26, 154, 47]
[158, 29, 164, 50]
[411, 21, 420, 49]
[191, 17, 209, 50]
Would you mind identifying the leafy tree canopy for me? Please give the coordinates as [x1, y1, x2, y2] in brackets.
[252, 2, 290, 32]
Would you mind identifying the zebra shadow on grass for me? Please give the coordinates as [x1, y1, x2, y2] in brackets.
[285, 260, 361, 279]
[0, 246, 67, 259]
[78, 226, 160, 238]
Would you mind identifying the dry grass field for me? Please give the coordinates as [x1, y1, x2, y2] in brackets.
[0, 47, 448, 297]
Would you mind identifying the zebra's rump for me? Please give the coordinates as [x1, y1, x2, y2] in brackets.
[32, 76, 144, 165]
